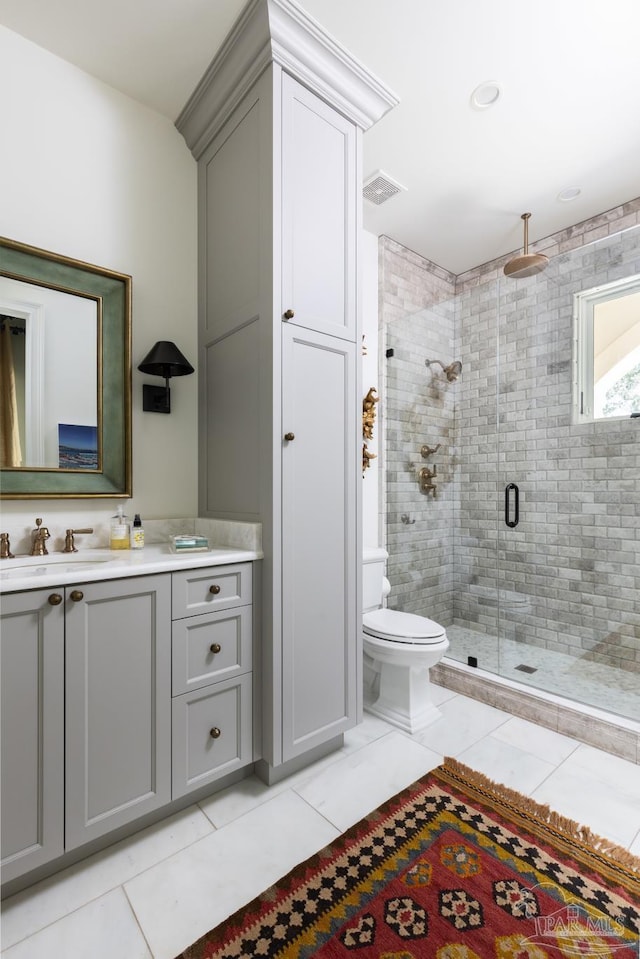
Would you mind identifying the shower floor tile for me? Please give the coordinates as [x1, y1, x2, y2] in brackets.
[445, 624, 640, 722]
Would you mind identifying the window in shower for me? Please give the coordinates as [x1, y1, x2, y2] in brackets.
[573, 273, 640, 421]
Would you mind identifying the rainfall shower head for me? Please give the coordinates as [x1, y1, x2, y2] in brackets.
[503, 213, 549, 278]
[425, 358, 463, 382]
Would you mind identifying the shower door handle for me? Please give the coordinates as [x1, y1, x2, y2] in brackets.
[505, 483, 519, 528]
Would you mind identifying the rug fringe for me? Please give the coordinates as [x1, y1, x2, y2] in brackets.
[439, 757, 640, 879]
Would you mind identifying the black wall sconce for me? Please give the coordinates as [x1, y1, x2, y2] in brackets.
[138, 341, 194, 414]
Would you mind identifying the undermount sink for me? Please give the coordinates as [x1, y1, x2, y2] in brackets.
[0, 553, 114, 579]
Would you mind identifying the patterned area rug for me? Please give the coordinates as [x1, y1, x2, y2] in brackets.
[176, 758, 640, 958]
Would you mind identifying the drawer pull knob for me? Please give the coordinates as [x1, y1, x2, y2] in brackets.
[209, 727, 221, 739]
[70, 590, 84, 602]
[284, 432, 295, 441]
[210, 643, 221, 654]
[209, 584, 221, 595]
[283, 308, 295, 319]
[48, 593, 63, 606]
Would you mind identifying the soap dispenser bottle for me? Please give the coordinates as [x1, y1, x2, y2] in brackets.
[110, 506, 130, 550]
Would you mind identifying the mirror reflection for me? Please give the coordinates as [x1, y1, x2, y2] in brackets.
[0, 236, 131, 499]
[0, 277, 99, 469]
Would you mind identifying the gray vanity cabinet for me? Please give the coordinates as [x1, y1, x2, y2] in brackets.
[171, 564, 253, 797]
[64, 574, 171, 850]
[1, 589, 64, 883]
[1, 559, 257, 889]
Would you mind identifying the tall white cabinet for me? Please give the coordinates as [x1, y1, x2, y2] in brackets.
[176, 0, 397, 776]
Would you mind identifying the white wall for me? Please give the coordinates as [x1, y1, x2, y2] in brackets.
[0, 26, 198, 549]
[361, 229, 380, 547]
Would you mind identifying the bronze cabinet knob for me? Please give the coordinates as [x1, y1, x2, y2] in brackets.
[209, 643, 221, 654]
[48, 593, 63, 606]
[209, 584, 221, 595]
[284, 432, 295, 441]
[70, 590, 84, 602]
[283, 309, 295, 320]
[209, 727, 221, 739]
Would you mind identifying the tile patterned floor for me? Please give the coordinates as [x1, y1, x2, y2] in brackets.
[446, 624, 640, 721]
[2, 689, 640, 959]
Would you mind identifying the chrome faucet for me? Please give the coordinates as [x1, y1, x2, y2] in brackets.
[30, 518, 51, 556]
[63, 528, 94, 553]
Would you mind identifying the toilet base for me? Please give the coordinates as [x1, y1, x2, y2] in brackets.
[364, 662, 442, 734]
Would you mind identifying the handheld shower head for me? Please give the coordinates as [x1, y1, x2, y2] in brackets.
[425, 358, 463, 382]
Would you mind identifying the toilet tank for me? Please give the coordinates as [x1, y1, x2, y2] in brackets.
[363, 546, 389, 611]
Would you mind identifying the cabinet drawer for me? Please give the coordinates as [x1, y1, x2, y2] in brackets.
[172, 606, 252, 695]
[172, 563, 252, 619]
[171, 674, 252, 799]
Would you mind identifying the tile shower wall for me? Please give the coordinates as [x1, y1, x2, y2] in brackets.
[382, 198, 640, 683]
[455, 220, 640, 676]
[380, 237, 457, 625]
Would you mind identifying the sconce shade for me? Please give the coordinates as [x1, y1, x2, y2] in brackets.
[137, 341, 194, 378]
[138, 341, 194, 414]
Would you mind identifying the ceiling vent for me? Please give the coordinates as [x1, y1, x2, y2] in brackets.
[363, 170, 407, 205]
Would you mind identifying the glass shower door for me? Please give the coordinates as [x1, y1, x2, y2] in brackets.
[494, 227, 640, 722]
[449, 276, 501, 671]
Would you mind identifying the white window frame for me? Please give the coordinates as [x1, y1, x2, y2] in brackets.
[572, 272, 640, 423]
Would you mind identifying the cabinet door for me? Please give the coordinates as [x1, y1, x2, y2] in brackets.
[281, 73, 357, 341]
[1, 589, 64, 883]
[65, 575, 171, 849]
[281, 325, 359, 761]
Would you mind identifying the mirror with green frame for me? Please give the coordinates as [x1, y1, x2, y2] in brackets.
[0, 237, 131, 498]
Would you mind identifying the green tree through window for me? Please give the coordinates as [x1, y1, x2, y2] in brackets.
[602, 361, 640, 416]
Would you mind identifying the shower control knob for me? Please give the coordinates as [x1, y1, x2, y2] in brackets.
[283, 309, 295, 320]
[284, 432, 295, 441]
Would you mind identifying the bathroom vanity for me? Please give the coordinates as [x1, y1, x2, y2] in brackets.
[0, 0, 399, 895]
[0, 547, 261, 890]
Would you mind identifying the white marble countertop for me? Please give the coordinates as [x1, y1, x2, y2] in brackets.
[0, 544, 263, 593]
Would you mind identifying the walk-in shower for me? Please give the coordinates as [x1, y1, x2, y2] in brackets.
[383, 220, 640, 728]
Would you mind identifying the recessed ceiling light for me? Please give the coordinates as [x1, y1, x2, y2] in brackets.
[557, 187, 581, 202]
[470, 81, 501, 110]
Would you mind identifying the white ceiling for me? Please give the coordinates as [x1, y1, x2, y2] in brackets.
[1, 0, 639, 274]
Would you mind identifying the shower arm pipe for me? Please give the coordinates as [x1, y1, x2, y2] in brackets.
[522, 211, 531, 254]
[426, 358, 447, 373]
[425, 358, 463, 381]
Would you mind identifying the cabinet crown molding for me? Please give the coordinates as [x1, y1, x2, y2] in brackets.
[176, 0, 399, 158]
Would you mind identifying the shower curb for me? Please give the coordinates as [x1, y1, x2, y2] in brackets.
[432, 660, 640, 765]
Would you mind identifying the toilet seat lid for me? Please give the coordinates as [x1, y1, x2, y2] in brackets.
[363, 608, 445, 644]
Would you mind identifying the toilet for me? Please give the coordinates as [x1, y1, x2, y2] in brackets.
[363, 547, 449, 734]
